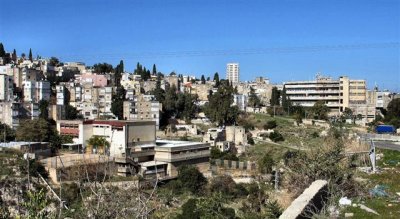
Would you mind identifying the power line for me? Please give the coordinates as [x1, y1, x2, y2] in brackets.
[57, 42, 400, 60]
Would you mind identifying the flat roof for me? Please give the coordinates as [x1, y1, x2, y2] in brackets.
[0, 142, 46, 147]
[155, 140, 207, 148]
[140, 160, 167, 167]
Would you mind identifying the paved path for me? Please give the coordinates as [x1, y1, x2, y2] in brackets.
[374, 141, 400, 151]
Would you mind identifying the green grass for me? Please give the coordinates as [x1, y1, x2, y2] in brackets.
[245, 142, 293, 162]
[343, 149, 400, 218]
[378, 149, 400, 167]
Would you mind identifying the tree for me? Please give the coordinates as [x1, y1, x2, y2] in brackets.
[16, 119, 50, 142]
[177, 165, 207, 194]
[204, 80, 239, 126]
[258, 154, 275, 174]
[386, 99, 400, 120]
[21, 53, 26, 59]
[65, 105, 80, 120]
[265, 200, 283, 218]
[200, 75, 206, 84]
[177, 195, 236, 219]
[93, 62, 113, 73]
[269, 131, 284, 142]
[152, 64, 157, 75]
[114, 60, 124, 87]
[29, 48, 33, 61]
[22, 189, 50, 218]
[152, 74, 165, 103]
[163, 84, 178, 113]
[343, 108, 353, 119]
[263, 120, 277, 130]
[38, 100, 49, 119]
[248, 87, 261, 108]
[176, 198, 200, 219]
[270, 87, 280, 106]
[0, 43, 5, 58]
[310, 101, 329, 120]
[111, 86, 126, 119]
[281, 86, 291, 113]
[12, 49, 17, 62]
[0, 122, 16, 141]
[208, 175, 241, 197]
[213, 72, 220, 87]
[49, 57, 60, 66]
[86, 136, 110, 154]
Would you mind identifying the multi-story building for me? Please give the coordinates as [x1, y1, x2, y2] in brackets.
[123, 95, 161, 129]
[57, 120, 156, 157]
[284, 74, 367, 115]
[56, 85, 65, 105]
[78, 72, 108, 87]
[22, 81, 51, 102]
[233, 94, 248, 111]
[376, 90, 393, 109]
[226, 63, 239, 84]
[0, 73, 13, 101]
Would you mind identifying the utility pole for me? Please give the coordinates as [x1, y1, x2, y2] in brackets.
[274, 169, 279, 190]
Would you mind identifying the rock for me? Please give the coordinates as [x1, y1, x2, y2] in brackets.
[352, 204, 358, 207]
[339, 197, 352, 206]
[388, 204, 393, 207]
[359, 204, 379, 215]
[345, 213, 354, 217]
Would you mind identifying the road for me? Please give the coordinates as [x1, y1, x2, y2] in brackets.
[374, 141, 400, 151]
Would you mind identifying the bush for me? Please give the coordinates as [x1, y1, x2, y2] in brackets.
[208, 175, 246, 197]
[311, 131, 319, 138]
[269, 131, 284, 142]
[177, 166, 207, 194]
[258, 154, 275, 174]
[263, 120, 277, 130]
[248, 136, 255, 145]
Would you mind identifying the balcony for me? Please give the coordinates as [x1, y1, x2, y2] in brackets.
[286, 89, 339, 94]
[156, 150, 210, 162]
[288, 96, 339, 100]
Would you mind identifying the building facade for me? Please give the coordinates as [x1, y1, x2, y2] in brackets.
[226, 63, 239, 84]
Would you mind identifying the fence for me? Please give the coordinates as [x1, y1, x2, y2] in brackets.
[210, 159, 256, 171]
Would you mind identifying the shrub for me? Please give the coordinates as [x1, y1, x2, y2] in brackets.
[263, 120, 277, 130]
[177, 166, 207, 194]
[269, 131, 284, 142]
[258, 154, 275, 174]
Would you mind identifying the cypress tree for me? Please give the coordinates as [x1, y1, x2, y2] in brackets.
[0, 43, 5, 58]
[12, 49, 17, 62]
[152, 64, 157, 75]
[201, 75, 206, 84]
[29, 48, 33, 61]
[213, 72, 220, 87]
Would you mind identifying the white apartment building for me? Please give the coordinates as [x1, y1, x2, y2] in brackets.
[23, 81, 51, 102]
[233, 94, 248, 111]
[226, 63, 239, 84]
[0, 74, 13, 101]
[376, 91, 393, 109]
[56, 85, 65, 105]
[284, 74, 367, 115]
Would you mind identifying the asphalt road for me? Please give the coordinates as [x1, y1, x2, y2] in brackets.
[374, 141, 400, 151]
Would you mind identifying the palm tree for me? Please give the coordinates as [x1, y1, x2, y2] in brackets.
[86, 136, 110, 155]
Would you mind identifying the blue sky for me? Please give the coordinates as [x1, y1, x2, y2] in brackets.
[1, 0, 399, 91]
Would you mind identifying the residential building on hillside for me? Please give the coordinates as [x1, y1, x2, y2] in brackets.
[0, 73, 13, 101]
[22, 81, 51, 102]
[123, 95, 161, 129]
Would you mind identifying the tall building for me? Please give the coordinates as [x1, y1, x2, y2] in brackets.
[284, 74, 367, 116]
[226, 63, 239, 84]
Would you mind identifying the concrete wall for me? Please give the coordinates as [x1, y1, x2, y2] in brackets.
[279, 180, 328, 219]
